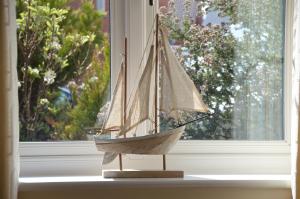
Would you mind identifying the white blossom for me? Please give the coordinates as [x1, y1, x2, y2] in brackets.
[68, 80, 77, 88]
[44, 69, 56, 85]
[89, 76, 98, 83]
[39, 98, 49, 106]
[79, 83, 86, 90]
[28, 67, 40, 78]
[216, 86, 222, 91]
[51, 41, 61, 50]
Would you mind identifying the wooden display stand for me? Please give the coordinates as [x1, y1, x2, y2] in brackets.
[102, 170, 184, 178]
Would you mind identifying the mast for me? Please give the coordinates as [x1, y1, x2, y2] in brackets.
[124, 37, 128, 138]
[119, 38, 128, 171]
[155, 14, 166, 170]
[154, 14, 159, 134]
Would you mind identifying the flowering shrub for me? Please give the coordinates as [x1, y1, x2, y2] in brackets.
[17, 0, 109, 141]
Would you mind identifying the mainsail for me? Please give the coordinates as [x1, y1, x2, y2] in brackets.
[121, 46, 156, 136]
[159, 27, 208, 119]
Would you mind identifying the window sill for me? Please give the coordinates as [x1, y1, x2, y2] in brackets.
[18, 175, 292, 199]
[19, 174, 291, 188]
[19, 141, 291, 177]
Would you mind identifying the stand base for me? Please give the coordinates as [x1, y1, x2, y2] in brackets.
[102, 170, 184, 178]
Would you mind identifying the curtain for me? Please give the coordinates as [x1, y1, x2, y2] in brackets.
[0, 0, 19, 199]
[292, 0, 300, 198]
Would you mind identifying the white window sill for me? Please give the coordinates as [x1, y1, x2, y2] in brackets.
[19, 141, 291, 177]
[18, 175, 292, 199]
[19, 174, 291, 188]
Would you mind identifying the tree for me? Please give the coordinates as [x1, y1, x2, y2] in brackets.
[17, 0, 109, 141]
[159, 0, 284, 140]
[54, 42, 110, 140]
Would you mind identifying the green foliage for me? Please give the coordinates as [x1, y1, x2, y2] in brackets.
[63, 1, 105, 45]
[54, 43, 110, 140]
[17, 0, 109, 141]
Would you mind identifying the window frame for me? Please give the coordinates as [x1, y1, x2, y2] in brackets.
[19, 0, 293, 177]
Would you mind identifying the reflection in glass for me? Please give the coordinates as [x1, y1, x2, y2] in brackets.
[159, 0, 285, 140]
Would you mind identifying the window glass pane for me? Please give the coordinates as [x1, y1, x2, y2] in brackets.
[159, 0, 285, 140]
[17, 0, 110, 141]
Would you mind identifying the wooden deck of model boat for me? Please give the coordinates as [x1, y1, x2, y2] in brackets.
[94, 126, 185, 155]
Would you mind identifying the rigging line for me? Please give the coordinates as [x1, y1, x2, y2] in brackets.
[125, 15, 157, 108]
[145, 110, 213, 130]
[175, 113, 212, 128]
[148, 112, 212, 130]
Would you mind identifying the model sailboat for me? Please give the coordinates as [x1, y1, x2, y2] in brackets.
[94, 14, 208, 178]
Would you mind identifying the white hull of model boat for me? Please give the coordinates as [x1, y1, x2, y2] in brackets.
[95, 126, 185, 155]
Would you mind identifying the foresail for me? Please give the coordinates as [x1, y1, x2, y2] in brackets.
[102, 66, 124, 133]
[159, 27, 208, 119]
[120, 46, 155, 136]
